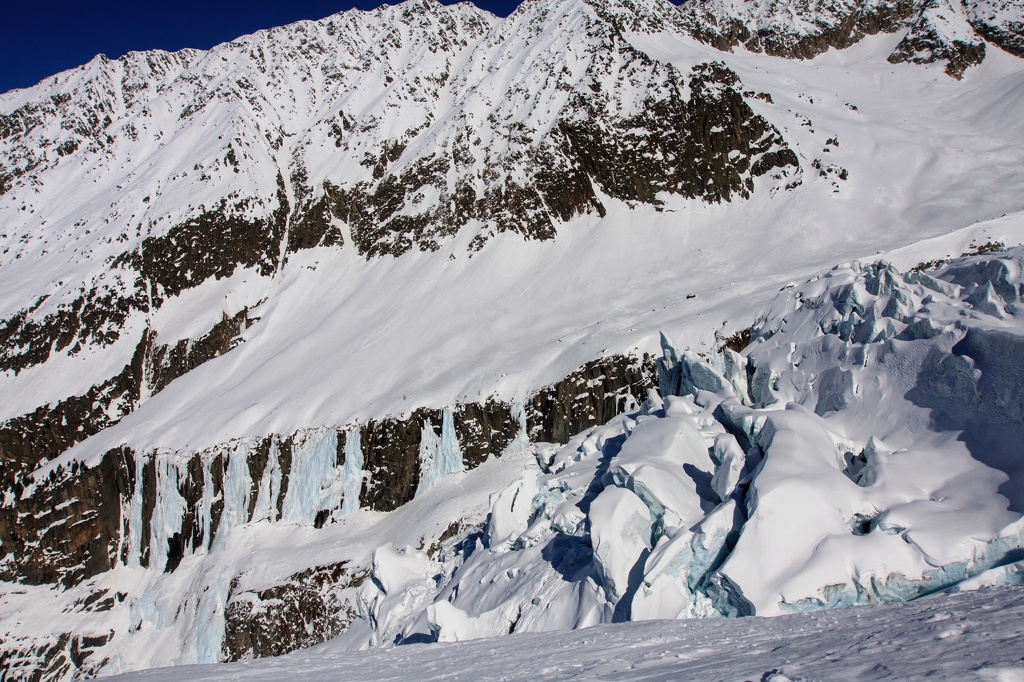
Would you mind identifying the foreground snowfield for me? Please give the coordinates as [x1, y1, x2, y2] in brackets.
[110, 585, 1024, 681]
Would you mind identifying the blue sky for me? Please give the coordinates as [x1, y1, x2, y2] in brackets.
[0, 0, 525, 95]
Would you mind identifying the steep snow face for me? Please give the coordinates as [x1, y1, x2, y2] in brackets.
[0, 0, 495, 379]
[0, 0, 1022, 469]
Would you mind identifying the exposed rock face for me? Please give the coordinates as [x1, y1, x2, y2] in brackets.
[678, 0, 923, 59]
[147, 308, 254, 395]
[965, 0, 1024, 57]
[0, 346, 144, 472]
[1, 629, 115, 682]
[0, 447, 134, 586]
[888, 0, 988, 78]
[0, 310, 254, 476]
[528, 353, 655, 444]
[328, 56, 796, 257]
[222, 562, 366, 661]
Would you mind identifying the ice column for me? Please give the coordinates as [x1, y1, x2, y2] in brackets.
[198, 454, 215, 550]
[251, 439, 282, 523]
[416, 407, 464, 496]
[281, 429, 339, 524]
[340, 426, 364, 517]
[503, 401, 529, 457]
[126, 451, 146, 567]
[148, 454, 186, 570]
[214, 442, 253, 549]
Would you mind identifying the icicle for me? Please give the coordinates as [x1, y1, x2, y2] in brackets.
[503, 401, 530, 457]
[438, 407, 464, 476]
[126, 450, 146, 567]
[215, 442, 253, 549]
[251, 439, 282, 523]
[416, 418, 441, 497]
[417, 407, 464, 496]
[198, 453, 214, 550]
[340, 426, 364, 517]
[148, 453, 186, 570]
[281, 428, 339, 524]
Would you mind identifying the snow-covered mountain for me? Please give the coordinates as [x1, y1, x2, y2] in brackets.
[1, 0, 1024, 677]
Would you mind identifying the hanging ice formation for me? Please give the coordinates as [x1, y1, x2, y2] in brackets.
[416, 407, 464, 496]
[281, 429, 340, 524]
[340, 426, 364, 517]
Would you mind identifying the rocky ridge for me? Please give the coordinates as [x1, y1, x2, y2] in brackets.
[678, 0, 1024, 78]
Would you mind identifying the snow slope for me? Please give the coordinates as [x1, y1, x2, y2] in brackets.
[7, 30, 1024, 461]
[5, 246, 1024, 678]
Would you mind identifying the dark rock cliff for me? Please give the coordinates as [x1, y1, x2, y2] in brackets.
[0, 352, 654, 593]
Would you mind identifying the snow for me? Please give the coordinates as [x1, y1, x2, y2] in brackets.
[2, 0, 1024, 677]
[6, 212, 1024, 681]
[105, 585, 1024, 681]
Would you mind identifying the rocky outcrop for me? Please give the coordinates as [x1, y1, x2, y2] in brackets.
[147, 308, 254, 395]
[1, 629, 114, 682]
[222, 562, 366, 661]
[888, 0, 988, 78]
[965, 0, 1024, 57]
[528, 353, 655, 444]
[678, 0, 1024, 77]
[0, 343, 145, 472]
[0, 309, 255, 476]
[328, 59, 797, 258]
[678, 0, 923, 60]
[0, 447, 135, 586]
